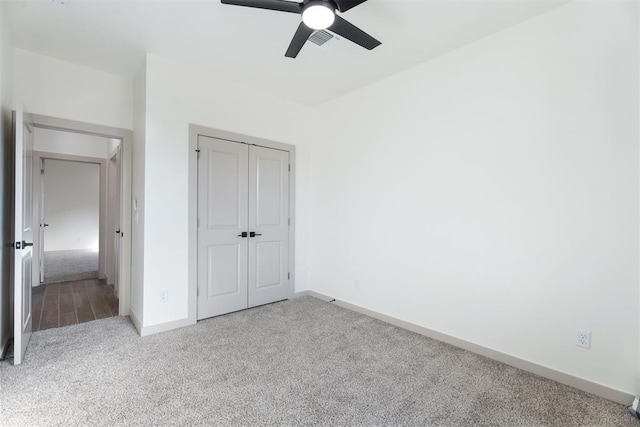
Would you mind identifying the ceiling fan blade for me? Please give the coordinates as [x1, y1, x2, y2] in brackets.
[333, 0, 368, 13]
[221, 0, 303, 14]
[328, 15, 381, 50]
[285, 22, 314, 58]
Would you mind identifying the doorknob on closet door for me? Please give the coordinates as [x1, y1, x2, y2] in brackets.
[22, 241, 34, 248]
[249, 232, 262, 238]
[237, 232, 248, 238]
[42, 223, 49, 227]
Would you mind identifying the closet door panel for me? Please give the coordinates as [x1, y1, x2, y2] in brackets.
[197, 136, 249, 320]
[248, 146, 290, 307]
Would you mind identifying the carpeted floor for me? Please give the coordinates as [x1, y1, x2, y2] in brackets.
[0, 297, 636, 426]
[43, 249, 99, 284]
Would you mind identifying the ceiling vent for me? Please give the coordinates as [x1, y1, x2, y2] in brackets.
[309, 30, 339, 48]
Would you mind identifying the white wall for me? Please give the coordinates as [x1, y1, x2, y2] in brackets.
[43, 159, 100, 252]
[34, 127, 110, 159]
[13, 49, 133, 130]
[130, 61, 146, 323]
[140, 54, 312, 327]
[0, 1, 14, 353]
[310, 1, 638, 395]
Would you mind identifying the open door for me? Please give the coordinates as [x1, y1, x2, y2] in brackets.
[115, 146, 122, 296]
[12, 109, 34, 365]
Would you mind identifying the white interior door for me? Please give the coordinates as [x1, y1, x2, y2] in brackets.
[197, 136, 249, 320]
[107, 149, 121, 291]
[13, 110, 34, 365]
[248, 146, 290, 308]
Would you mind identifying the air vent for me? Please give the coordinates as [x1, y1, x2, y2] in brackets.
[309, 30, 339, 48]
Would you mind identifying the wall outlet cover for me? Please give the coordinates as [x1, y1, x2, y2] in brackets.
[576, 330, 591, 349]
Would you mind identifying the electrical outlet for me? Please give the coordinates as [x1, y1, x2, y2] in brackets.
[576, 330, 591, 349]
[160, 290, 168, 303]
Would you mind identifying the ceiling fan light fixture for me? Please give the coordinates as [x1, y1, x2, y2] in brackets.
[302, 2, 335, 30]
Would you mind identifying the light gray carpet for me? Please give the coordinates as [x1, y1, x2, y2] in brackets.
[0, 297, 636, 426]
[43, 249, 99, 284]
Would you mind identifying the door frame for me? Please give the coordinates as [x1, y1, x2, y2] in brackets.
[33, 153, 106, 286]
[188, 125, 296, 323]
[28, 114, 133, 316]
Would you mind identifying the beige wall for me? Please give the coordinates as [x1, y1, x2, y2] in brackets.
[42, 159, 100, 252]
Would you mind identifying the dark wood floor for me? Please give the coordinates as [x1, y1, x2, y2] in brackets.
[33, 279, 119, 332]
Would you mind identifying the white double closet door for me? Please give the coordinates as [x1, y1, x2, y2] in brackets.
[197, 136, 290, 320]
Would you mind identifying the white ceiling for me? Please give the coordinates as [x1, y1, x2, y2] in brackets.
[5, 0, 566, 106]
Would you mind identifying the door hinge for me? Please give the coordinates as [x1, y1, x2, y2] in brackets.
[288, 164, 291, 172]
[40, 169, 44, 175]
[196, 149, 201, 160]
[197, 287, 199, 297]
[288, 218, 291, 226]
[288, 272, 290, 280]
[197, 218, 200, 228]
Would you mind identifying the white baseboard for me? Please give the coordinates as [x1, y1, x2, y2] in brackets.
[304, 291, 634, 406]
[129, 309, 196, 337]
[139, 317, 195, 337]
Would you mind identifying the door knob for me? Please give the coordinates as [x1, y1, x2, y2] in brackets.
[42, 223, 49, 227]
[115, 229, 121, 234]
[237, 232, 248, 238]
[249, 232, 262, 238]
[22, 241, 34, 248]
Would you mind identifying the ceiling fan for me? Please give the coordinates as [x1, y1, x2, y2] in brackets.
[220, 0, 381, 58]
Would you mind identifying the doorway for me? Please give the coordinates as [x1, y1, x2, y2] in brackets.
[31, 129, 121, 331]
[11, 112, 132, 364]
